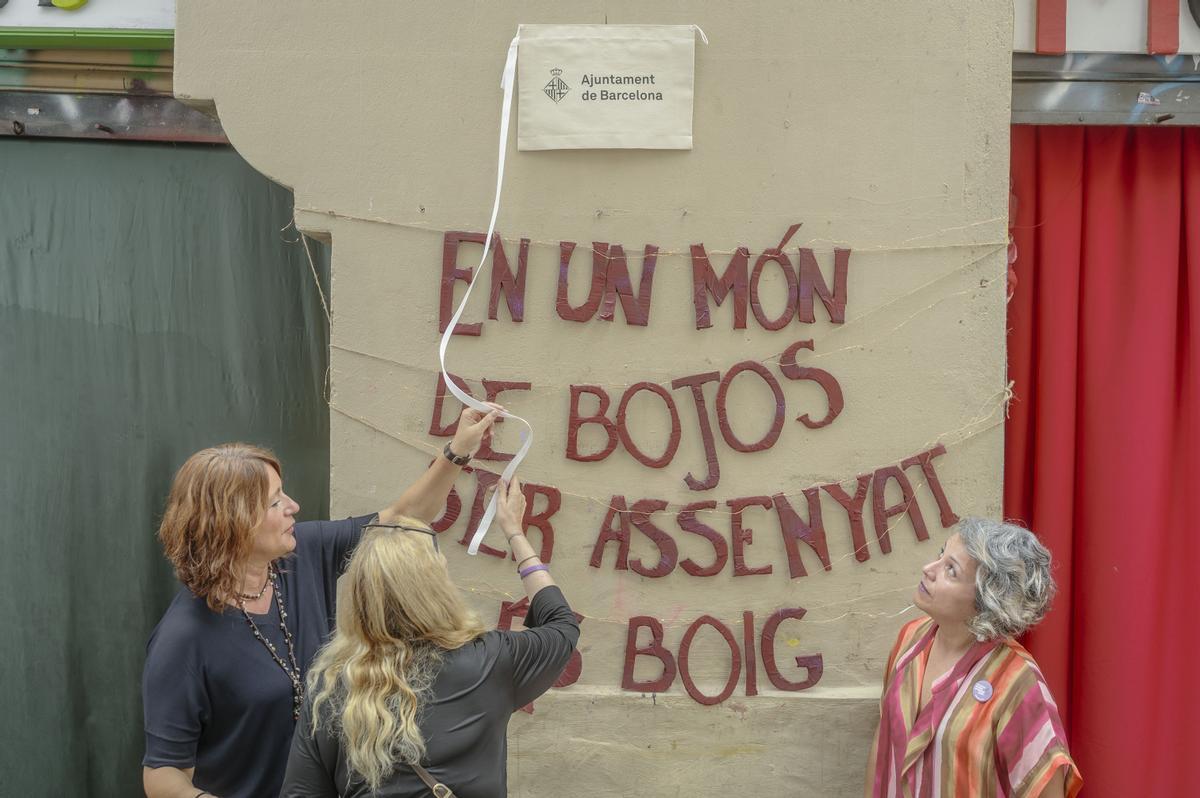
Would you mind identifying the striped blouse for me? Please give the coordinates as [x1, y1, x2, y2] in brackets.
[867, 617, 1082, 798]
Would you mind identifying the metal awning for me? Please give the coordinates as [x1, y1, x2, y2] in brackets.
[0, 90, 225, 142]
[4, 52, 1200, 145]
[1013, 52, 1200, 125]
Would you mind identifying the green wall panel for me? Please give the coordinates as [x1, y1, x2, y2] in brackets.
[0, 139, 330, 797]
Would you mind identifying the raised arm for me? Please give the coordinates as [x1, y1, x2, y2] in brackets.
[377, 403, 500, 524]
[495, 477, 579, 707]
[496, 477, 557, 600]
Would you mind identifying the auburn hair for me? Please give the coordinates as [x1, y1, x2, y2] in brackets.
[157, 444, 280, 612]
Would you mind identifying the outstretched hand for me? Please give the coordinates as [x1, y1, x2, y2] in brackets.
[449, 403, 503, 459]
[495, 477, 527, 540]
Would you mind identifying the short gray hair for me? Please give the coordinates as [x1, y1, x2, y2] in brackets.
[957, 517, 1056, 641]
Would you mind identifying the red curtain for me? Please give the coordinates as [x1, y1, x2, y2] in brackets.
[1007, 126, 1199, 797]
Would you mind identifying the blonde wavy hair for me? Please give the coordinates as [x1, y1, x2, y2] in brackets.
[307, 520, 487, 791]
[157, 444, 280, 612]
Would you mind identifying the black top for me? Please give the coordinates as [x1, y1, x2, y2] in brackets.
[142, 514, 373, 798]
[279, 585, 580, 798]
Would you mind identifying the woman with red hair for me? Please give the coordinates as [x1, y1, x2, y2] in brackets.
[141, 405, 499, 798]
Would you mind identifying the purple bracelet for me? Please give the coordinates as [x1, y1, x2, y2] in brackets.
[519, 563, 549, 579]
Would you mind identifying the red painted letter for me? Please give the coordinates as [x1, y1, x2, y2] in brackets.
[566, 385, 618, 462]
[715, 361, 786, 453]
[616, 382, 681, 469]
[678, 616, 742, 705]
[773, 489, 831, 577]
[797, 247, 849, 325]
[518, 482, 560, 563]
[622, 616, 676, 692]
[822, 474, 873, 563]
[749, 250, 798, 331]
[779, 339, 844, 429]
[761, 608, 823, 690]
[677, 501, 730, 577]
[597, 243, 658, 327]
[670, 371, 723, 491]
[588, 496, 631, 571]
[629, 498, 677, 578]
[440, 231, 485, 336]
[871, 465, 930, 554]
[690, 243, 749, 330]
[901, 443, 958, 528]
[556, 240, 606, 322]
[428, 372, 473, 437]
[727, 496, 774, 576]
[477, 378, 531, 461]
[488, 236, 528, 323]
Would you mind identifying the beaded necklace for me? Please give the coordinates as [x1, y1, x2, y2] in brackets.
[237, 565, 303, 721]
[236, 567, 271, 601]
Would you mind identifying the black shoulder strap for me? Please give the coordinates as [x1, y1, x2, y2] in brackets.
[411, 763, 456, 798]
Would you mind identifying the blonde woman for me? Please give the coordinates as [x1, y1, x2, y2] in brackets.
[865, 518, 1082, 798]
[142, 405, 500, 798]
[280, 477, 579, 798]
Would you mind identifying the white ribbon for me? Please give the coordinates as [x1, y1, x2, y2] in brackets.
[438, 31, 531, 555]
[439, 25, 706, 553]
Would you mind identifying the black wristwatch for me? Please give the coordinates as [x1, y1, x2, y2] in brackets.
[443, 442, 471, 466]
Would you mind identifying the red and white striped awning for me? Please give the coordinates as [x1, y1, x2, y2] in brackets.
[1015, 0, 1200, 55]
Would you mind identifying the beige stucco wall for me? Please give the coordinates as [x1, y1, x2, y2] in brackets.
[175, 2, 1012, 794]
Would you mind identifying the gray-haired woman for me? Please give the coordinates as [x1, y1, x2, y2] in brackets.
[864, 518, 1082, 798]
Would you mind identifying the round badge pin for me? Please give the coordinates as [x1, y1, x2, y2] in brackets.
[972, 679, 993, 702]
